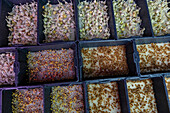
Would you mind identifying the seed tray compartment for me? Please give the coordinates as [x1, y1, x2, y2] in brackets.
[0, 0, 38, 47]
[113, 0, 154, 39]
[44, 82, 86, 113]
[125, 76, 170, 113]
[163, 73, 170, 110]
[0, 47, 18, 87]
[85, 78, 130, 113]
[78, 39, 139, 81]
[77, 0, 117, 41]
[38, 0, 78, 44]
[135, 36, 170, 76]
[17, 42, 79, 86]
[146, 0, 170, 37]
[1, 85, 43, 113]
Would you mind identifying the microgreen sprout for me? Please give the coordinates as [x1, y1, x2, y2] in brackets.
[113, 0, 145, 38]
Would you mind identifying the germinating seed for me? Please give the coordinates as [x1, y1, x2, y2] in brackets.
[81, 45, 129, 78]
[78, 0, 110, 40]
[51, 85, 84, 113]
[12, 88, 44, 113]
[27, 49, 75, 83]
[147, 0, 170, 36]
[88, 82, 121, 113]
[0, 52, 15, 85]
[43, 0, 75, 42]
[6, 1, 37, 45]
[127, 79, 158, 113]
[113, 0, 145, 38]
[137, 42, 170, 73]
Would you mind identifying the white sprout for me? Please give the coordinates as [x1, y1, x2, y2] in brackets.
[78, 0, 110, 40]
[43, 0, 75, 42]
[113, 0, 145, 38]
[0, 52, 15, 85]
[6, 1, 37, 45]
[147, 0, 170, 36]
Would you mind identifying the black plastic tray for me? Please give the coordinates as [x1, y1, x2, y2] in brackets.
[125, 75, 170, 113]
[78, 39, 139, 81]
[38, 0, 79, 44]
[77, 0, 117, 41]
[135, 36, 170, 76]
[84, 77, 130, 113]
[1, 85, 43, 113]
[146, 0, 170, 38]
[112, 0, 154, 39]
[0, 0, 169, 47]
[0, 0, 169, 112]
[17, 42, 79, 86]
[0, 0, 38, 47]
[0, 47, 18, 87]
[44, 82, 87, 113]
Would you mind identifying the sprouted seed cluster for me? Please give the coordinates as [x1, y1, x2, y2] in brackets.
[137, 42, 170, 73]
[51, 85, 84, 113]
[81, 45, 129, 78]
[165, 77, 170, 101]
[113, 0, 145, 38]
[12, 88, 44, 113]
[0, 52, 15, 85]
[6, 1, 37, 45]
[147, 0, 170, 36]
[43, 0, 75, 42]
[78, 0, 110, 40]
[88, 82, 121, 113]
[127, 79, 158, 113]
[27, 49, 75, 83]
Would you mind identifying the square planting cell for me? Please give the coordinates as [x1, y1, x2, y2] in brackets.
[147, 0, 170, 36]
[81, 45, 129, 78]
[11, 88, 44, 113]
[127, 79, 158, 113]
[41, 0, 76, 43]
[113, 0, 145, 38]
[17, 43, 78, 85]
[137, 42, 170, 74]
[87, 81, 121, 113]
[4, 0, 38, 46]
[27, 48, 75, 83]
[78, 0, 115, 40]
[0, 52, 15, 86]
[50, 84, 84, 112]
